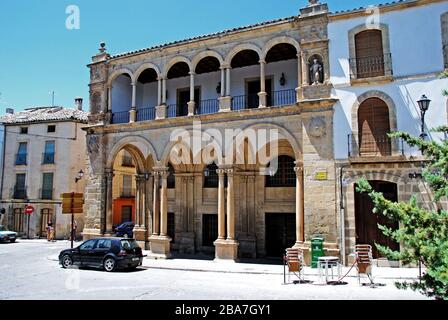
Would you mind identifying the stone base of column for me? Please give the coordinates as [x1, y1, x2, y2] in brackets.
[213, 239, 239, 262]
[129, 108, 137, 123]
[258, 92, 267, 108]
[187, 101, 196, 116]
[147, 235, 172, 259]
[82, 228, 102, 241]
[155, 105, 167, 119]
[218, 96, 232, 112]
[178, 232, 196, 254]
[133, 226, 147, 249]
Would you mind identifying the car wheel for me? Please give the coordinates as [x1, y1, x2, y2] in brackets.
[62, 255, 73, 268]
[103, 257, 116, 272]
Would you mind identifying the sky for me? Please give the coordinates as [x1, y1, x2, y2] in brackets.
[0, 0, 388, 113]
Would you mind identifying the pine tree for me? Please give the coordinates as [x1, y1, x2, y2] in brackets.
[356, 76, 448, 300]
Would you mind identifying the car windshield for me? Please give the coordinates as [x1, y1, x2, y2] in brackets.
[120, 239, 139, 250]
[0, 225, 7, 231]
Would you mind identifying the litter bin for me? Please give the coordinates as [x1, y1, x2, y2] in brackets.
[311, 236, 324, 268]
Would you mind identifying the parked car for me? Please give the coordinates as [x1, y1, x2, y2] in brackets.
[59, 237, 143, 272]
[114, 221, 134, 238]
[0, 225, 17, 243]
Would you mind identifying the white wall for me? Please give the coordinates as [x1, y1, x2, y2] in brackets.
[112, 75, 132, 112]
[329, 2, 448, 85]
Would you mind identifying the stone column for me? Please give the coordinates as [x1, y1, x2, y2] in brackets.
[135, 175, 141, 227]
[301, 54, 308, 86]
[226, 168, 235, 240]
[294, 166, 305, 244]
[157, 77, 162, 106]
[130, 82, 137, 122]
[105, 169, 114, 234]
[160, 169, 169, 237]
[225, 67, 231, 97]
[139, 175, 146, 228]
[152, 172, 160, 235]
[134, 174, 148, 246]
[162, 77, 167, 104]
[258, 60, 267, 108]
[296, 53, 302, 89]
[146, 173, 154, 236]
[187, 71, 196, 116]
[220, 67, 225, 97]
[217, 168, 226, 240]
[156, 77, 167, 119]
[107, 86, 112, 113]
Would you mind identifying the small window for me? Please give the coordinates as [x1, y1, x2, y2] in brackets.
[47, 125, 56, 133]
[265, 156, 296, 187]
[20, 127, 28, 134]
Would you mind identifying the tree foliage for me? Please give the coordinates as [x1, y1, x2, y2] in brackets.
[356, 126, 448, 300]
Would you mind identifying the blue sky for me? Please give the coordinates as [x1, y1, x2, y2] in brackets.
[0, 0, 387, 113]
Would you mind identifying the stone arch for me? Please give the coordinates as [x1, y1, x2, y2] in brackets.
[134, 63, 162, 81]
[262, 36, 300, 59]
[106, 135, 158, 172]
[191, 50, 224, 71]
[163, 56, 193, 78]
[348, 23, 392, 78]
[108, 68, 135, 87]
[224, 43, 263, 66]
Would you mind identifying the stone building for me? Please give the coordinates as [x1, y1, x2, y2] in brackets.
[83, 0, 448, 264]
[0, 101, 88, 239]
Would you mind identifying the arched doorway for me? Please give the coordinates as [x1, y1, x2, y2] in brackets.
[354, 180, 399, 258]
[110, 73, 132, 123]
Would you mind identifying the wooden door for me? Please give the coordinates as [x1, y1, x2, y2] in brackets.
[355, 181, 400, 258]
[355, 30, 385, 78]
[265, 213, 296, 257]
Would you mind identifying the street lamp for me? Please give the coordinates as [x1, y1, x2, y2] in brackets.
[417, 94, 431, 139]
[75, 169, 84, 183]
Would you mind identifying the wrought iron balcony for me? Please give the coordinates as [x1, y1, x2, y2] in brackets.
[348, 133, 404, 158]
[40, 188, 54, 200]
[42, 152, 55, 164]
[12, 186, 27, 199]
[197, 99, 219, 115]
[349, 53, 392, 80]
[136, 107, 156, 121]
[15, 154, 27, 166]
[167, 104, 177, 118]
[111, 111, 130, 124]
[231, 94, 259, 111]
[271, 89, 296, 107]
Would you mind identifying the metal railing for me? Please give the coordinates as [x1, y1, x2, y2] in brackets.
[197, 99, 219, 115]
[232, 94, 259, 111]
[15, 154, 27, 166]
[42, 152, 55, 164]
[13, 186, 27, 199]
[136, 107, 156, 121]
[40, 188, 54, 200]
[167, 104, 177, 118]
[348, 133, 404, 157]
[271, 89, 296, 107]
[349, 53, 392, 80]
[111, 111, 130, 124]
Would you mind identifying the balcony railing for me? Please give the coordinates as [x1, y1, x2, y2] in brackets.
[167, 104, 177, 118]
[349, 53, 392, 80]
[271, 89, 296, 107]
[111, 111, 130, 124]
[232, 94, 259, 111]
[40, 188, 54, 200]
[15, 154, 27, 166]
[197, 99, 219, 115]
[13, 186, 27, 199]
[42, 152, 55, 164]
[348, 133, 404, 158]
[136, 107, 156, 121]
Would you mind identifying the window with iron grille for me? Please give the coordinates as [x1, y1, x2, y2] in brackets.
[355, 30, 385, 79]
[121, 175, 133, 198]
[168, 212, 175, 243]
[167, 164, 175, 189]
[43, 141, 55, 164]
[41, 173, 54, 199]
[16, 142, 27, 165]
[265, 156, 296, 187]
[121, 205, 133, 223]
[203, 163, 227, 188]
[14, 173, 26, 199]
[202, 214, 218, 247]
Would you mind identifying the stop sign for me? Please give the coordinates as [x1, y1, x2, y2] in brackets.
[24, 205, 34, 215]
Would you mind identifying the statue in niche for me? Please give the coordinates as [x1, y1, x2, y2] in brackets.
[309, 58, 323, 85]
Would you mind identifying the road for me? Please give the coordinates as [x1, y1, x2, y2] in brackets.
[0, 239, 429, 300]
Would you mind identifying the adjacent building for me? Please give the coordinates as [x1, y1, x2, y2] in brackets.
[82, 0, 448, 264]
[0, 101, 88, 239]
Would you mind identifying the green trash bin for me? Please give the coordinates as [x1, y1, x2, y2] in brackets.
[311, 236, 324, 268]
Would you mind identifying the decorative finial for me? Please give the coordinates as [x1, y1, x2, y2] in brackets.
[99, 42, 106, 53]
[309, 0, 319, 5]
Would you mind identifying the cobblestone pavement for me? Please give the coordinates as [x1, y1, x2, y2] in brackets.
[0, 239, 430, 300]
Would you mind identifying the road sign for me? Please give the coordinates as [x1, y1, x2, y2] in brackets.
[24, 205, 34, 215]
[60, 193, 84, 214]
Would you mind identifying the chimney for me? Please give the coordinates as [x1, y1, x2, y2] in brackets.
[74, 97, 83, 110]
[6, 108, 14, 114]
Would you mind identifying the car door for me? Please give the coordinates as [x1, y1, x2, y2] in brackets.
[79, 239, 97, 266]
[92, 239, 113, 266]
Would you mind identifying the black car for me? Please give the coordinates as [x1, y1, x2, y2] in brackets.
[59, 237, 143, 272]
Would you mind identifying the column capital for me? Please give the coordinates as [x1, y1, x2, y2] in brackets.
[189, 71, 196, 76]
[216, 168, 226, 176]
[294, 166, 304, 174]
[259, 59, 266, 64]
[220, 63, 230, 69]
[105, 168, 114, 178]
[225, 168, 234, 176]
[157, 76, 165, 81]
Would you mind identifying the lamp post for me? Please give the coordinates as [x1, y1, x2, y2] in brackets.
[71, 169, 84, 248]
[417, 95, 431, 140]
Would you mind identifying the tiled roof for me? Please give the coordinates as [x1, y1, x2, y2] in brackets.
[0, 106, 89, 124]
[331, 0, 410, 15]
[109, 16, 297, 60]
